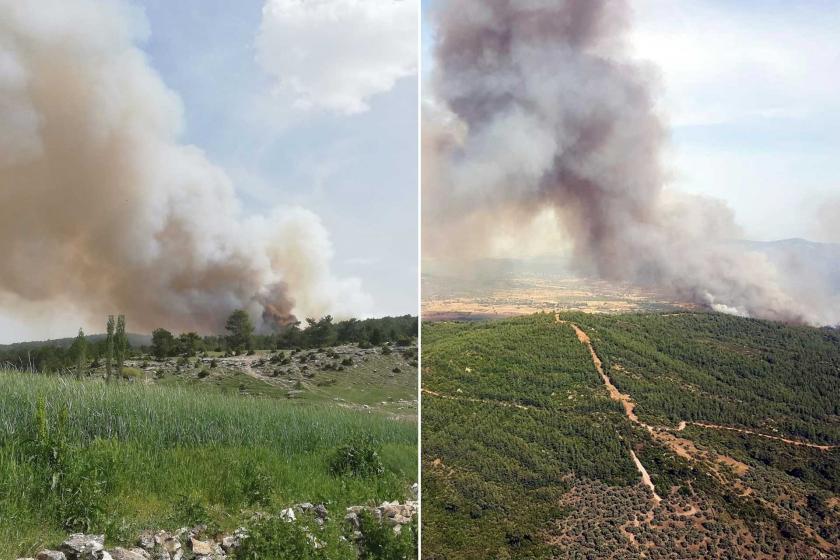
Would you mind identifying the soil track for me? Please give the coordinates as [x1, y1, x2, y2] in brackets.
[558, 314, 837, 452]
[555, 313, 836, 520]
[421, 387, 532, 410]
[556, 314, 663, 501]
[681, 421, 838, 451]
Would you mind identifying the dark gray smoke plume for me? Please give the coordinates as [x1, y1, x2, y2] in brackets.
[424, 0, 836, 324]
[0, 0, 369, 334]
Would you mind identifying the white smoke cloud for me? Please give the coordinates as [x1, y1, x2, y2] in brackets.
[0, 0, 371, 336]
[423, 0, 831, 325]
[256, 0, 418, 115]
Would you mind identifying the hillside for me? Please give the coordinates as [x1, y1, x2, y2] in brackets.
[0, 333, 152, 351]
[422, 312, 839, 559]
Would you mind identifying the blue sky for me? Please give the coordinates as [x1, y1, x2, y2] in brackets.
[135, 0, 419, 316]
[422, 0, 840, 243]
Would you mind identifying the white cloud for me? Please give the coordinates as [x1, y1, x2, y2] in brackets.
[256, 0, 418, 115]
[629, 0, 840, 127]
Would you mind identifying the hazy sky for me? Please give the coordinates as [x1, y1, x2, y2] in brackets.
[137, 0, 419, 314]
[0, 0, 418, 343]
[423, 0, 840, 244]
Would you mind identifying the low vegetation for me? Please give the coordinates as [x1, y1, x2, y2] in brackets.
[0, 369, 416, 559]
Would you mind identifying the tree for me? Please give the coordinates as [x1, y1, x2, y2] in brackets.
[225, 309, 254, 351]
[278, 321, 302, 348]
[336, 318, 359, 344]
[370, 327, 383, 346]
[304, 315, 335, 348]
[105, 315, 115, 382]
[178, 332, 202, 356]
[70, 328, 87, 380]
[152, 328, 175, 360]
[115, 315, 127, 379]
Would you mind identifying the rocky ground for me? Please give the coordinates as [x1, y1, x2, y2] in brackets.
[107, 343, 418, 417]
[20, 490, 418, 560]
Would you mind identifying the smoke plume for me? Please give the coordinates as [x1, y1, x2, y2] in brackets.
[424, 0, 834, 324]
[0, 0, 370, 335]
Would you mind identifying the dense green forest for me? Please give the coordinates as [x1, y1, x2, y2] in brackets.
[569, 312, 840, 444]
[422, 312, 839, 559]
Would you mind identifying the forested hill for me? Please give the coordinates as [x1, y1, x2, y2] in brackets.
[422, 311, 840, 559]
[0, 333, 152, 351]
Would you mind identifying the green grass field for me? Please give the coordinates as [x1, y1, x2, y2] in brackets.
[0, 370, 417, 559]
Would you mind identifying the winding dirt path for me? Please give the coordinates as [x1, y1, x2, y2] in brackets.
[630, 450, 662, 503]
[421, 387, 533, 410]
[680, 421, 838, 451]
[556, 315, 663, 501]
[558, 314, 837, 452]
[553, 315, 837, 554]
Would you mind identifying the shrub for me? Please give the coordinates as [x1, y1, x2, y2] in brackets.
[239, 459, 273, 506]
[233, 515, 337, 560]
[27, 398, 111, 531]
[120, 367, 144, 380]
[381, 346, 392, 356]
[198, 368, 210, 379]
[170, 493, 220, 535]
[341, 357, 353, 366]
[356, 510, 417, 560]
[328, 437, 384, 478]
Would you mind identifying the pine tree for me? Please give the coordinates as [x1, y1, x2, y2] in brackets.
[105, 315, 115, 382]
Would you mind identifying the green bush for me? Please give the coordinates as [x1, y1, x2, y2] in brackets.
[233, 515, 352, 560]
[357, 511, 417, 560]
[328, 438, 384, 478]
[239, 458, 273, 507]
[27, 398, 112, 531]
[120, 367, 144, 380]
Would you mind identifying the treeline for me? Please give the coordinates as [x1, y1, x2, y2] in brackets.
[0, 315, 128, 379]
[0, 336, 126, 373]
[151, 314, 418, 358]
[0, 313, 418, 370]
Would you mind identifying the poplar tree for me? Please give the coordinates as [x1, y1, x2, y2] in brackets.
[105, 315, 115, 382]
[115, 315, 127, 380]
[71, 328, 87, 380]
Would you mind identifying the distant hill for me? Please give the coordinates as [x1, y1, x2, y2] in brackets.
[0, 333, 152, 351]
[738, 238, 840, 291]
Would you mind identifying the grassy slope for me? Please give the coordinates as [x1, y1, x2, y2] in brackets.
[422, 312, 840, 559]
[150, 347, 417, 415]
[0, 371, 416, 559]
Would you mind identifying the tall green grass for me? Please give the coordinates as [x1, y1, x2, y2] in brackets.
[0, 370, 416, 559]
